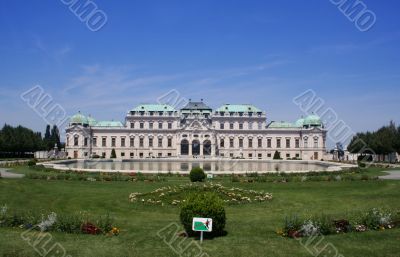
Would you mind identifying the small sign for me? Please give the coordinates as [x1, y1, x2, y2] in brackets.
[207, 173, 213, 179]
[192, 217, 212, 232]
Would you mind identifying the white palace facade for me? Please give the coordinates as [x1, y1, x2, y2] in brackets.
[65, 100, 327, 160]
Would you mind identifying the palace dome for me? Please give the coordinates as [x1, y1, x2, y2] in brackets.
[303, 114, 322, 127]
[70, 112, 88, 125]
[87, 116, 97, 126]
[295, 118, 305, 127]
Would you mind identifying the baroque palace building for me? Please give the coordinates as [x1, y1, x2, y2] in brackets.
[65, 100, 327, 160]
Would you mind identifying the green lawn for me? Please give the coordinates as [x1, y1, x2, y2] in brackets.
[0, 167, 399, 257]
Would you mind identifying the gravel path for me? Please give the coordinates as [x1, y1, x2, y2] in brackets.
[0, 168, 24, 179]
[379, 170, 400, 180]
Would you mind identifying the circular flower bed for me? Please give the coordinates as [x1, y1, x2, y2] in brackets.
[129, 183, 272, 206]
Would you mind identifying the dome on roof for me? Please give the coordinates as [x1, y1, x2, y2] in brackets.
[70, 112, 88, 125]
[303, 114, 322, 126]
[295, 118, 305, 127]
[87, 116, 97, 126]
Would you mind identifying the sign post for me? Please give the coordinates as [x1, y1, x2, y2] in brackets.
[192, 217, 212, 243]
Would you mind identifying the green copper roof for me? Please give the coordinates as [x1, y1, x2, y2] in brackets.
[70, 112, 88, 124]
[216, 104, 262, 113]
[304, 114, 322, 126]
[87, 116, 97, 126]
[295, 118, 305, 127]
[94, 121, 124, 127]
[132, 104, 176, 112]
[268, 121, 298, 128]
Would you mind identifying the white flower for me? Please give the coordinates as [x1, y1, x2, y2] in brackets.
[300, 220, 319, 236]
[37, 212, 57, 232]
[0, 204, 7, 215]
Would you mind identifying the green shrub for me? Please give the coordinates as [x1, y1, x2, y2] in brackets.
[273, 151, 282, 160]
[110, 149, 116, 159]
[180, 192, 226, 237]
[27, 160, 37, 166]
[189, 167, 206, 182]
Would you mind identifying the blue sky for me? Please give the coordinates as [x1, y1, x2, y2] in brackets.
[0, 0, 399, 147]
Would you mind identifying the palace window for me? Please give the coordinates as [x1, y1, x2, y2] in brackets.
[66, 136, 69, 146]
[140, 122, 144, 129]
[93, 137, 97, 147]
[314, 137, 319, 148]
[286, 153, 290, 158]
[168, 122, 172, 129]
[230, 123, 234, 129]
[239, 112, 243, 117]
[248, 153, 252, 158]
[248, 138, 253, 148]
[130, 152, 134, 158]
[295, 138, 300, 148]
[276, 138, 281, 148]
[111, 137, 116, 147]
[304, 137, 308, 148]
[149, 111, 154, 116]
[74, 136, 79, 146]
[220, 123, 224, 129]
[267, 153, 271, 158]
[168, 138, 172, 147]
[102, 137, 106, 147]
[149, 138, 153, 147]
[130, 122, 134, 129]
[229, 138, 234, 148]
[121, 152, 125, 157]
[239, 123, 243, 130]
[286, 138, 290, 148]
[239, 138, 243, 148]
[121, 137, 126, 147]
[130, 137, 134, 147]
[267, 138, 272, 148]
[220, 138, 225, 148]
[139, 138, 144, 147]
[158, 122, 163, 129]
[158, 138, 163, 147]
[84, 137, 88, 146]
[258, 138, 262, 148]
[149, 123, 153, 129]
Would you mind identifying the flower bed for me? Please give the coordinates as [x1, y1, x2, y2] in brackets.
[0, 204, 119, 236]
[129, 182, 272, 206]
[278, 208, 399, 238]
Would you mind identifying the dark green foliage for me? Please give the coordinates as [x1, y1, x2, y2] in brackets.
[189, 167, 206, 182]
[27, 159, 36, 166]
[348, 121, 400, 161]
[273, 151, 282, 160]
[110, 149, 116, 159]
[0, 124, 46, 158]
[180, 192, 226, 237]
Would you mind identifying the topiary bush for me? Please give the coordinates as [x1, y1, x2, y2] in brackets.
[27, 159, 37, 166]
[189, 167, 206, 182]
[110, 149, 116, 159]
[180, 192, 226, 237]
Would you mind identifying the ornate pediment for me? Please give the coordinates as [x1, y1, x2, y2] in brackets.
[183, 119, 211, 131]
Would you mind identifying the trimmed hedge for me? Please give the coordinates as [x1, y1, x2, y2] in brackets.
[189, 167, 206, 182]
[180, 192, 226, 237]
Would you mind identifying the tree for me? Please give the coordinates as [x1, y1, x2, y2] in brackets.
[110, 148, 116, 158]
[0, 124, 46, 158]
[273, 151, 281, 160]
[347, 121, 400, 162]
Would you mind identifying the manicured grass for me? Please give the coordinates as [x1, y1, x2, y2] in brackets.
[0, 167, 399, 257]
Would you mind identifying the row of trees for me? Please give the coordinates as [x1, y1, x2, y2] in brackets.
[348, 121, 400, 161]
[0, 124, 62, 158]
